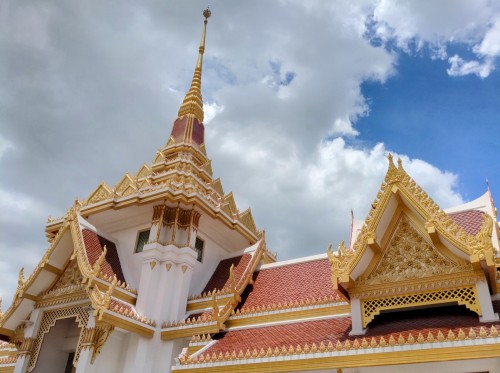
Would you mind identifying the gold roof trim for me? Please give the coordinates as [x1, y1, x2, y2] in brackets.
[329, 154, 495, 286]
[177, 326, 500, 370]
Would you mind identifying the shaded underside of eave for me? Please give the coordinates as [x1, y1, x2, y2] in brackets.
[79, 190, 259, 243]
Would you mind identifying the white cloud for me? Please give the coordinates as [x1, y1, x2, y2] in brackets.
[203, 102, 224, 124]
[475, 16, 500, 57]
[447, 54, 495, 78]
[367, 0, 500, 77]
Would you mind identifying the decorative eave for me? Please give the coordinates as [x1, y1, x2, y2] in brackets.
[80, 177, 260, 244]
[174, 327, 500, 372]
[225, 301, 349, 329]
[328, 155, 498, 294]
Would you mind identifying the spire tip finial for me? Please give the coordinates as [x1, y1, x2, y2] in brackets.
[203, 7, 211, 21]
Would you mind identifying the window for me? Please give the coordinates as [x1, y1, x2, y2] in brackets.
[135, 229, 150, 253]
[195, 237, 204, 262]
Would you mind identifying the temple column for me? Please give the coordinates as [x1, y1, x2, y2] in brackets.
[477, 279, 499, 322]
[349, 298, 366, 335]
[13, 307, 41, 373]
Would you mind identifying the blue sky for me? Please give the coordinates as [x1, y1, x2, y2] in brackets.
[355, 48, 500, 200]
[357, 48, 500, 203]
[1, 1, 500, 302]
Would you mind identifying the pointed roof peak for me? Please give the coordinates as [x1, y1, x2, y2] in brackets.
[177, 7, 211, 123]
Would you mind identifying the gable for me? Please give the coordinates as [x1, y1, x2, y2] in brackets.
[49, 259, 83, 292]
[359, 215, 472, 285]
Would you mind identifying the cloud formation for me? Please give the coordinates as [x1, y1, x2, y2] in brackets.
[1, 1, 497, 302]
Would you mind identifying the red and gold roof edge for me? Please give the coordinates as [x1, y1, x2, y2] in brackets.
[176, 325, 500, 372]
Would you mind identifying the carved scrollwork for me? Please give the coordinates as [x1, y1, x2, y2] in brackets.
[358, 216, 472, 285]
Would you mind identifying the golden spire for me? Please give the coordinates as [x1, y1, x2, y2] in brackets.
[177, 8, 211, 123]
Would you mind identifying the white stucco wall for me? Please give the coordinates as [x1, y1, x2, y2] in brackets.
[91, 329, 127, 373]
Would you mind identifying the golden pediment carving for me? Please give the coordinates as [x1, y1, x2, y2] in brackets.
[51, 260, 83, 291]
[358, 216, 472, 285]
[212, 178, 224, 197]
[135, 163, 152, 179]
[203, 160, 213, 176]
[114, 174, 136, 196]
[86, 182, 113, 205]
[153, 151, 165, 164]
[239, 208, 257, 234]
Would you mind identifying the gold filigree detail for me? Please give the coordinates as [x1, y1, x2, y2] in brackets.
[212, 178, 224, 197]
[135, 163, 152, 179]
[114, 174, 136, 196]
[359, 216, 472, 285]
[14, 267, 26, 301]
[89, 324, 115, 364]
[328, 241, 354, 279]
[331, 154, 495, 287]
[361, 286, 481, 328]
[85, 182, 113, 205]
[52, 260, 83, 291]
[26, 305, 90, 372]
[90, 245, 107, 281]
[179, 324, 500, 365]
[239, 208, 257, 234]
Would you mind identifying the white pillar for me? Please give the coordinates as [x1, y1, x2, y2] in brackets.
[13, 306, 42, 373]
[349, 297, 367, 335]
[477, 280, 499, 322]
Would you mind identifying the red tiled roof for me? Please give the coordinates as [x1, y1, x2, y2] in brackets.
[238, 258, 340, 311]
[448, 210, 485, 235]
[203, 301, 500, 355]
[202, 254, 251, 293]
[208, 318, 351, 355]
[109, 299, 135, 315]
[82, 229, 126, 283]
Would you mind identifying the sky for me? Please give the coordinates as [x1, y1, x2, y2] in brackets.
[1, 0, 500, 304]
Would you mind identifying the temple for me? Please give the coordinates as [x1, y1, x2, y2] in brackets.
[1, 9, 500, 373]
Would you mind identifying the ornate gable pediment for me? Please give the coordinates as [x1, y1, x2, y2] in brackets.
[358, 215, 472, 286]
[50, 260, 83, 292]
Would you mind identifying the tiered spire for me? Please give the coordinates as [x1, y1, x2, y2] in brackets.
[177, 7, 211, 123]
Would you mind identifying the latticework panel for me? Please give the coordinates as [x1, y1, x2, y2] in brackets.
[27, 305, 90, 372]
[361, 286, 481, 328]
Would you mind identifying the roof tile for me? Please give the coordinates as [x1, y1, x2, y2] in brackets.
[82, 229, 126, 283]
[202, 254, 251, 293]
[238, 258, 340, 311]
[204, 301, 500, 355]
[448, 210, 485, 236]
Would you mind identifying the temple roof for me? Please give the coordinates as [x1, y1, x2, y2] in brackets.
[81, 229, 126, 284]
[449, 210, 486, 236]
[207, 301, 500, 356]
[177, 301, 500, 370]
[237, 257, 340, 312]
[202, 254, 252, 294]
